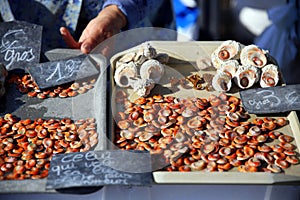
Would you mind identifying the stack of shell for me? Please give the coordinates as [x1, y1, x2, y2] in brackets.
[113, 42, 168, 97]
[113, 91, 299, 173]
[210, 40, 280, 92]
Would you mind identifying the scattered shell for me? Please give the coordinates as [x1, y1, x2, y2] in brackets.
[132, 78, 155, 97]
[114, 62, 138, 88]
[212, 71, 232, 92]
[140, 59, 164, 84]
[234, 65, 260, 89]
[240, 45, 267, 68]
[260, 64, 279, 88]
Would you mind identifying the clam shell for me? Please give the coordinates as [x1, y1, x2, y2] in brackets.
[132, 78, 155, 97]
[114, 61, 138, 88]
[218, 60, 239, 78]
[234, 65, 260, 89]
[260, 64, 279, 88]
[240, 45, 267, 68]
[211, 40, 241, 69]
[140, 59, 164, 84]
[212, 71, 232, 92]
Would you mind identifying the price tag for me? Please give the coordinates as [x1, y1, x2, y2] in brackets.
[0, 21, 42, 70]
[46, 150, 152, 190]
[28, 54, 99, 89]
[240, 84, 300, 114]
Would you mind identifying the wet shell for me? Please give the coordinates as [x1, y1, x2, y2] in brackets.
[140, 59, 165, 84]
[234, 65, 260, 89]
[114, 61, 138, 88]
[260, 64, 279, 88]
[132, 78, 155, 97]
[212, 71, 232, 92]
[240, 45, 267, 68]
[218, 60, 239, 78]
[211, 40, 241, 69]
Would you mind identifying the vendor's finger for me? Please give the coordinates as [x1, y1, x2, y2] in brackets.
[60, 27, 81, 49]
[80, 37, 104, 54]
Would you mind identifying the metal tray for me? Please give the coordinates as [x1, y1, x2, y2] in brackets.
[109, 41, 300, 184]
[0, 52, 107, 193]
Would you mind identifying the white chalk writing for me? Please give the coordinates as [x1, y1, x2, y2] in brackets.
[248, 90, 281, 110]
[0, 29, 35, 68]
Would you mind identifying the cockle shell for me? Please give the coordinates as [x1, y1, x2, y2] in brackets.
[211, 40, 241, 69]
[212, 71, 232, 92]
[240, 45, 267, 68]
[114, 61, 138, 88]
[218, 60, 239, 78]
[260, 64, 279, 88]
[132, 78, 155, 97]
[140, 59, 164, 84]
[234, 65, 260, 89]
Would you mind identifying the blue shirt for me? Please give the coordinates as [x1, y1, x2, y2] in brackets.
[0, 0, 171, 52]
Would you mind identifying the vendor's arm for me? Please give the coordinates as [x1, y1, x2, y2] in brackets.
[60, 4, 127, 54]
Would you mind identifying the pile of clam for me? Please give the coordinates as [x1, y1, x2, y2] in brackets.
[0, 114, 98, 180]
[211, 40, 280, 92]
[114, 91, 299, 173]
[113, 42, 169, 97]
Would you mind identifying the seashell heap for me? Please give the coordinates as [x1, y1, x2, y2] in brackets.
[211, 40, 280, 92]
[114, 42, 168, 97]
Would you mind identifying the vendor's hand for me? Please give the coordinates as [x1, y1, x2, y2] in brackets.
[60, 5, 127, 54]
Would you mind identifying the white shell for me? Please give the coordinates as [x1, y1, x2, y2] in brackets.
[118, 52, 136, 64]
[212, 71, 232, 92]
[142, 42, 157, 59]
[240, 45, 267, 68]
[133, 48, 147, 65]
[260, 64, 279, 88]
[218, 60, 239, 78]
[140, 59, 164, 83]
[211, 40, 241, 69]
[114, 61, 138, 88]
[234, 65, 260, 89]
[132, 78, 155, 97]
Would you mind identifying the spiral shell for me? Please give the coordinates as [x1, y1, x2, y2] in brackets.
[114, 61, 138, 88]
[260, 64, 279, 88]
[211, 40, 241, 69]
[140, 59, 165, 84]
[218, 60, 239, 79]
[234, 65, 260, 89]
[240, 45, 267, 68]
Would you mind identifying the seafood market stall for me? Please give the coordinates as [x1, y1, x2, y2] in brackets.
[0, 23, 300, 199]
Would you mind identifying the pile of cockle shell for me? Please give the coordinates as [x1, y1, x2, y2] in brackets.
[114, 91, 299, 173]
[0, 114, 98, 180]
[210, 40, 280, 92]
[113, 42, 169, 97]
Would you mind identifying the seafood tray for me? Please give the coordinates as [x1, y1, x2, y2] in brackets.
[0, 53, 107, 193]
[109, 41, 300, 184]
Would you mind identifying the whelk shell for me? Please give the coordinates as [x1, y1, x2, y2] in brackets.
[114, 62, 137, 88]
[240, 45, 267, 68]
[260, 64, 279, 88]
[234, 65, 259, 89]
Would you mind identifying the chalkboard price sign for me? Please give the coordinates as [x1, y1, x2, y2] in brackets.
[0, 21, 42, 70]
[240, 84, 300, 114]
[46, 150, 152, 190]
[28, 54, 99, 89]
